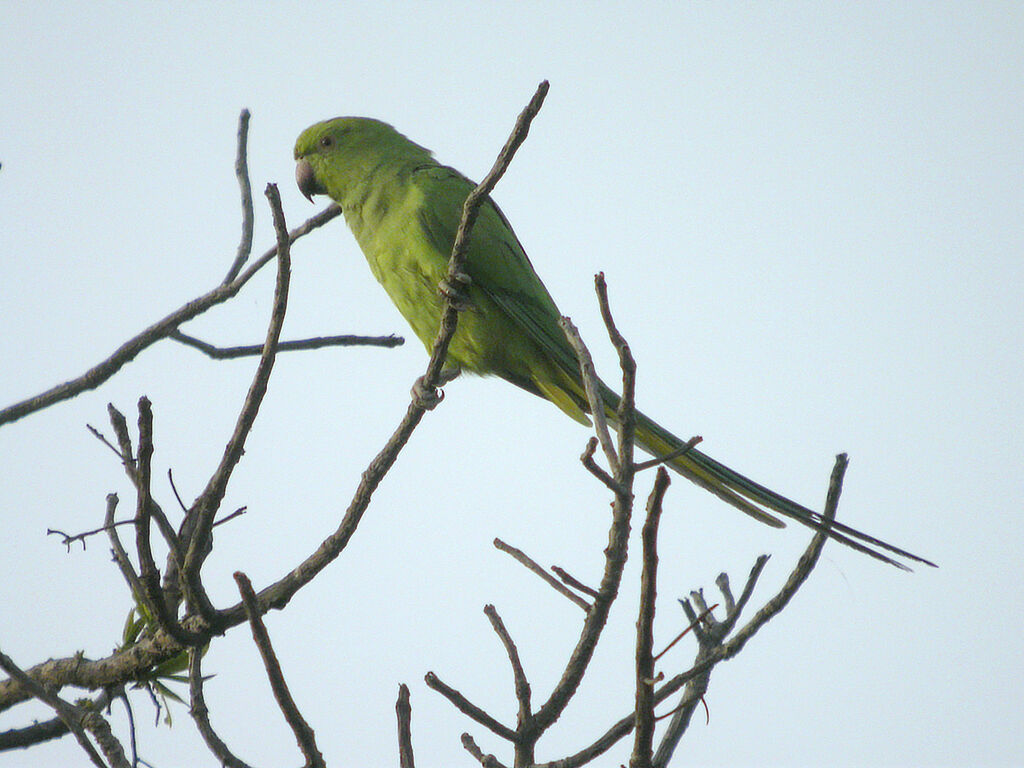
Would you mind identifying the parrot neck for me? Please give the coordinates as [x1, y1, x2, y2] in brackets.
[338, 156, 430, 243]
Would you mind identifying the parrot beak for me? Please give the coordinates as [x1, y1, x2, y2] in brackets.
[295, 159, 326, 203]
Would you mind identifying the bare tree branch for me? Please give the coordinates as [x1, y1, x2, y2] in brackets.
[718, 454, 846, 658]
[0, 204, 341, 428]
[0, 649, 108, 768]
[47, 516, 135, 552]
[222, 109, 255, 285]
[414, 79, 549, 408]
[529, 455, 847, 768]
[235, 571, 325, 768]
[484, 605, 532, 729]
[106, 403, 135, 470]
[396, 684, 416, 768]
[80, 707, 131, 768]
[579, 436, 626, 495]
[494, 539, 590, 611]
[181, 185, 292, 600]
[550, 565, 599, 599]
[594, 273, 638, 472]
[462, 733, 510, 768]
[0, 689, 113, 751]
[632, 436, 703, 472]
[101, 492, 145, 608]
[424, 673, 517, 742]
[560, 314, 618, 473]
[169, 329, 403, 358]
[631, 467, 670, 768]
[188, 646, 255, 768]
[131, 396, 202, 647]
[531, 282, 637, 738]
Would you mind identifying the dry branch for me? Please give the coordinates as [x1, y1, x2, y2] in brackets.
[222, 108, 255, 284]
[494, 538, 591, 611]
[0, 649, 110, 767]
[396, 684, 416, 768]
[169, 329, 402, 358]
[631, 467, 670, 768]
[0, 207, 339, 428]
[235, 571, 325, 768]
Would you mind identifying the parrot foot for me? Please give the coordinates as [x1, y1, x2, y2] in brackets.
[411, 368, 460, 410]
[412, 376, 443, 409]
[438, 271, 473, 311]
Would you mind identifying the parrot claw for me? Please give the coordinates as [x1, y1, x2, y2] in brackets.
[438, 272, 473, 311]
[411, 368, 461, 410]
[412, 376, 445, 410]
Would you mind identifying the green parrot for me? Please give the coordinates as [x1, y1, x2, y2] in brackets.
[294, 117, 933, 570]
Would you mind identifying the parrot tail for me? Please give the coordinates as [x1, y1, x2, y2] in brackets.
[602, 385, 936, 570]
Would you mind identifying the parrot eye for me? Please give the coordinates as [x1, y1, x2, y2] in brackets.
[320, 136, 333, 149]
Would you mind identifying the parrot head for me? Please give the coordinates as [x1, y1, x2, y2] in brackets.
[294, 117, 433, 206]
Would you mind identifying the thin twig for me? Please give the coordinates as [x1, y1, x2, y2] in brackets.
[188, 647, 254, 768]
[223, 109, 254, 284]
[715, 556, 769, 638]
[182, 184, 292, 601]
[484, 605, 532, 728]
[550, 565, 600, 599]
[235, 572, 325, 768]
[114, 689, 138, 768]
[107, 403, 135, 471]
[47, 518, 136, 552]
[595, 273, 638, 474]
[580, 436, 626, 495]
[213, 506, 248, 528]
[653, 604, 719, 664]
[170, 330, 403, 358]
[560, 315, 618, 475]
[86, 423, 125, 460]
[633, 436, 703, 472]
[167, 468, 188, 513]
[461, 733, 510, 768]
[494, 539, 590, 611]
[103, 493, 144, 602]
[425, 672, 517, 742]
[719, 454, 846, 659]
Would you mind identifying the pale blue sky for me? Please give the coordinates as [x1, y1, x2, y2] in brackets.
[2, 3, 1022, 766]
